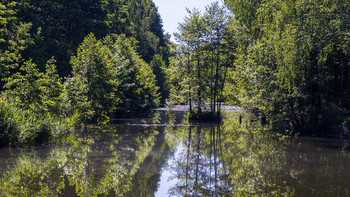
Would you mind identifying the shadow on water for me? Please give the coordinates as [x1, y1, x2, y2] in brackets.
[0, 110, 350, 196]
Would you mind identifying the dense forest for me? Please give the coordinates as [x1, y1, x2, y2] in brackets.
[0, 0, 170, 146]
[1, 0, 350, 146]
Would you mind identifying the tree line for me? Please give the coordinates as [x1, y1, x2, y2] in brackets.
[1, 0, 350, 146]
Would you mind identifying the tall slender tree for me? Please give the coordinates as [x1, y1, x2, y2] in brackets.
[172, 3, 233, 118]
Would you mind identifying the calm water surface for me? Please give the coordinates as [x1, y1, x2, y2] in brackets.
[0, 111, 349, 196]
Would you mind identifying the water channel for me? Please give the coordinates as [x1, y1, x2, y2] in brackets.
[0, 110, 349, 196]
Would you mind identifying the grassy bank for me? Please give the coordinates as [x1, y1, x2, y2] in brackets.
[0, 97, 78, 147]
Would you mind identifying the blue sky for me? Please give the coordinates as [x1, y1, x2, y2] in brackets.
[152, 0, 223, 42]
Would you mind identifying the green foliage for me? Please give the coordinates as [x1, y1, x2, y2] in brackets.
[0, 0, 169, 145]
[68, 33, 120, 123]
[16, 0, 109, 76]
[171, 2, 233, 114]
[68, 33, 159, 123]
[150, 54, 169, 104]
[14, 0, 170, 77]
[4, 59, 64, 114]
[171, 0, 350, 134]
[106, 34, 160, 116]
[0, 0, 168, 145]
[166, 48, 192, 105]
[224, 0, 350, 134]
[0, 96, 77, 146]
[1, 59, 77, 146]
[0, 1, 32, 90]
[176, 8, 206, 112]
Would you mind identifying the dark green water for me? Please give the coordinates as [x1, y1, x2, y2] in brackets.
[0, 111, 349, 196]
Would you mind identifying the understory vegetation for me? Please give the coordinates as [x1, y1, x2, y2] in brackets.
[0, 97, 78, 146]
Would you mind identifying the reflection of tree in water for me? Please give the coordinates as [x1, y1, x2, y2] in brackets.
[168, 112, 295, 196]
[0, 125, 159, 197]
[221, 112, 295, 196]
[169, 125, 232, 196]
[4, 111, 347, 196]
[125, 127, 176, 197]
